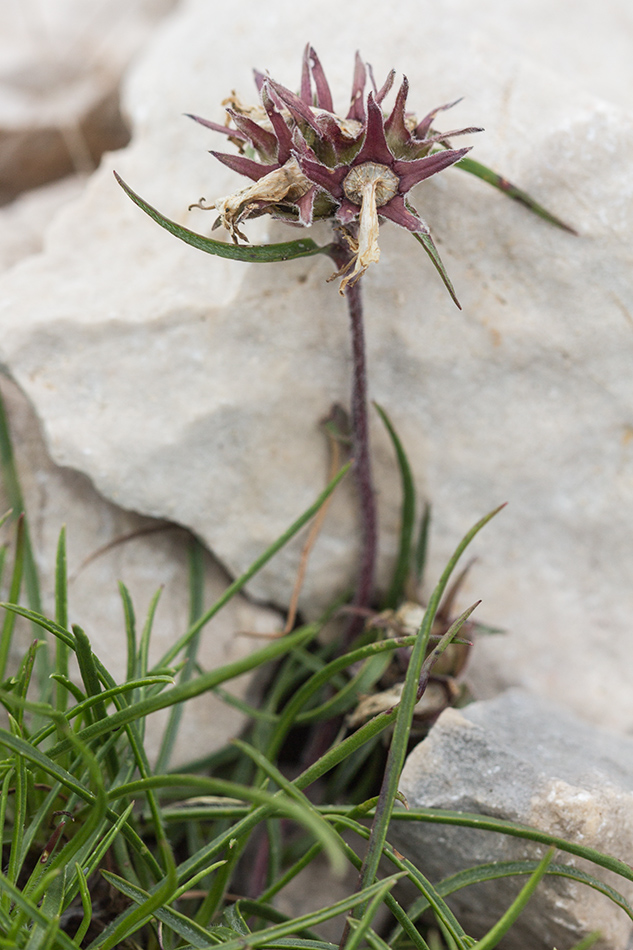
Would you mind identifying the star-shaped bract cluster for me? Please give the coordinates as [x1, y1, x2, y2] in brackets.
[190, 46, 481, 287]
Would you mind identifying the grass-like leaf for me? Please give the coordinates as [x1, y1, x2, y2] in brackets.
[54, 528, 69, 714]
[115, 172, 335, 263]
[353, 506, 503, 927]
[155, 536, 206, 773]
[470, 849, 554, 949]
[232, 739, 347, 877]
[456, 156, 577, 234]
[389, 807, 633, 885]
[0, 515, 25, 683]
[389, 857, 633, 942]
[412, 232, 461, 309]
[100, 870, 228, 948]
[0, 390, 42, 624]
[374, 403, 416, 610]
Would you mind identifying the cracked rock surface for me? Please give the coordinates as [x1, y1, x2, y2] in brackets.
[393, 690, 633, 950]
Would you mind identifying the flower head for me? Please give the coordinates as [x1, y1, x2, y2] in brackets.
[190, 46, 481, 293]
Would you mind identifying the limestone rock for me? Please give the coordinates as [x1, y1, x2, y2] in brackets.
[0, 0, 177, 200]
[393, 691, 633, 949]
[0, 0, 632, 733]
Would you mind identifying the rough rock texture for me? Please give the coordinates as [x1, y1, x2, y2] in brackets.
[393, 690, 633, 950]
[0, 0, 177, 201]
[0, 376, 281, 764]
[0, 0, 632, 730]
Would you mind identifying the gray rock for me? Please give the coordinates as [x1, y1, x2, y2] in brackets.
[393, 690, 633, 949]
[0, 0, 633, 734]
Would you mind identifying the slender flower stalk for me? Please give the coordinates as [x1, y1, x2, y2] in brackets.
[121, 45, 571, 640]
[342, 258, 377, 642]
[183, 46, 481, 625]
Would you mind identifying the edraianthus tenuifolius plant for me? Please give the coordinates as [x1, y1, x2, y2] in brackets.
[187, 45, 481, 296]
[115, 44, 573, 643]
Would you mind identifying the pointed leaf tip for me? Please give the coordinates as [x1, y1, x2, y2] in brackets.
[412, 230, 461, 308]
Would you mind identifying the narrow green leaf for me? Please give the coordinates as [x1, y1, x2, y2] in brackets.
[330, 812, 463, 950]
[69, 802, 135, 903]
[374, 403, 416, 609]
[92, 858, 178, 950]
[267, 634, 417, 756]
[39, 865, 65, 921]
[414, 502, 431, 588]
[342, 877, 401, 950]
[25, 914, 60, 950]
[390, 858, 633, 938]
[54, 527, 69, 713]
[118, 582, 137, 682]
[223, 901, 251, 936]
[456, 156, 577, 233]
[412, 231, 461, 309]
[568, 932, 602, 950]
[155, 536, 206, 772]
[72, 625, 107, 725]
[136, 587, 162, 681]
[0, 514, 25, 683]
[199, 876, 406, 950]
[389, 807, 633, 884]
[47, 622, 317, 759]
[0, 388, 42, 619]
[355, 507, 503, 925]
[470, 849, 554, 949]
[115, 172, 334, 263]
[232, 739, 347, 878]
[6, 735, 27, 896]
[73, 863, 93, 946]
[100, 871, 227, 948]
[0, 872, 77, 950]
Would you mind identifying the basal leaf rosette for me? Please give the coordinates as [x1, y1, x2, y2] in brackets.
[190, 45, 482, 297]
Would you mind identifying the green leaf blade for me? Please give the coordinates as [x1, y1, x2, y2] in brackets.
[115, 173, 333, 263]
[456, 156, 578, 234]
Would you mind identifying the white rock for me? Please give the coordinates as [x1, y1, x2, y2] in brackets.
[393, 690, 633, 949]
[0, 0, 632, 732]
[0, 175, 87, 271]
[0, 375, 281, 766]
[0, 0, 177, 200]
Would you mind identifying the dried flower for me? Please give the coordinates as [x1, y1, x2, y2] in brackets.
[189, 45, 481, 293]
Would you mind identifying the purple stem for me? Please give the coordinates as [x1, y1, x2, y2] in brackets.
[343, 275, 377, 645]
